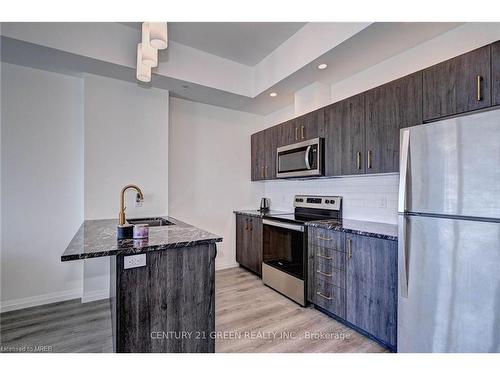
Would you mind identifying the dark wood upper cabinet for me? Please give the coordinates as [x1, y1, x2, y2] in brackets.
[423, 45, 491, 121]
[277, 119, 297, 147]
[324, 94, 365, 176]
[276, 109, 324, 148]
[295, 109, 324, 141]
[264, 126, 278, 180]
[365, 72, 423, 174]
[235, 214, 262, 275]
[492, 41, 500, 106]
[251, 131, 264, 181]
[251, 128, 277, 181]
[345, 234, 398, 349]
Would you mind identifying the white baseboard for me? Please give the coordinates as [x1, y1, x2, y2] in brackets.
[216, 262, 239, 271]
[81, 289, 109, 303]
[0, 289, 82, 313]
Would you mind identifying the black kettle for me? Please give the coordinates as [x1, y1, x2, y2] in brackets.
[260, 198, 270, 212]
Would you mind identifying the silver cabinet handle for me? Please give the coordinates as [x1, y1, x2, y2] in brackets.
[317, 235, 333, 241]
[367, 150, 372, 169]
[301, 125, 305, 140]
[477, 75, 482, 101]
[316, 253, 332, 260]
[316, 270, 332, 277]
[356, 151, 361, 170]
[316, 291, 332, 300]
[348, 239, 352, 259]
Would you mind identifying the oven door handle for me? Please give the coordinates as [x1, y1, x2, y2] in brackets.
[263, 219, 304, 232]
[304, 145, 312, 170]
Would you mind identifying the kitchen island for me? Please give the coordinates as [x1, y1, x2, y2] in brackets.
[61, 217, 222, 353]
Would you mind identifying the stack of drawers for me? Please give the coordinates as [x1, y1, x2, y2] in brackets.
[307, 227, 346, 319]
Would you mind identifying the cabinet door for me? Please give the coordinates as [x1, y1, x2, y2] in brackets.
[251, 131, 266, 181]
[423, 45, 491, 121]
[249, 216, 263, 275]
[251, 133, 259, 181]
[492, 41, 500, 106]
[235, 214, 248, 266]
[365, 72, 422, 174]
[277, 119, 298, 147]
[296, 109, 324, 141]
[264, 127, 277, 180]
[345, 234, 398, 348]
[324, 94, 365, 176]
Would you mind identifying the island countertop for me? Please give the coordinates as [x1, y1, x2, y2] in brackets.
[61, 216, 222, 261]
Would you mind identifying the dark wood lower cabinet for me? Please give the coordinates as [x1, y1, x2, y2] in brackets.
[235, 214, 262, 275]
[308, 228, 397, 350]
[345, 233, 398, 349]
[110, 244, 216, 353]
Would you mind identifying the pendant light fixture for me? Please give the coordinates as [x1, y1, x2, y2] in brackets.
[136, 43, 151, 82]
[136, 22, 168, 83]
[141, 23, 158, 67]
[148, 22, 168, 50]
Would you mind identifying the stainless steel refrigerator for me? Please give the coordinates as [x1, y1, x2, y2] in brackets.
[398, 109, 500, 352]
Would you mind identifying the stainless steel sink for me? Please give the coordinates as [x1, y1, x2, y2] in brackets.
[126, 217, 174, 227]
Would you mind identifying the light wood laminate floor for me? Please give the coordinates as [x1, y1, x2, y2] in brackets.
[1, 267, 386, 353]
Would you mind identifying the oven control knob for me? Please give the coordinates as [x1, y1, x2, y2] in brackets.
[325, 200, 330, 204]
[331, 200, 335, 204]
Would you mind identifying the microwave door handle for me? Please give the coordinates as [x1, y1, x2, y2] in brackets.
[304, 145, 312, 170]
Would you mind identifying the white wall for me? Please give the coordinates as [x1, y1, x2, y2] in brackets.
[82, 74, 169, 302]
[169, 98, 265, 270]
[1, 63, 84, 312]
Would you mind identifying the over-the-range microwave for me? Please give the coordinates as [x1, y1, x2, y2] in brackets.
[276, 137, 324, 178]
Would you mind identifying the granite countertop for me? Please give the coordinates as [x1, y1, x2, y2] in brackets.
[306, 219, 398, 241]
[61, 216, 223, 261]
[233, 209, 291, 218]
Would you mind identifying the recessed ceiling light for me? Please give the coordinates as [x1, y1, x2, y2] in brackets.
[318, 63, 328, 70]
[269, 92, 278, 97]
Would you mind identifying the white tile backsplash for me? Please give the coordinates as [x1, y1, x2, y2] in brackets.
[263, 174, 399, 224]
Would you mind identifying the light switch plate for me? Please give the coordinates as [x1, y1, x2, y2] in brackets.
[124, 254, 147, 269]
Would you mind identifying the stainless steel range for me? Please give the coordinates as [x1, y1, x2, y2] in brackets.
[262, 195, 342, 306]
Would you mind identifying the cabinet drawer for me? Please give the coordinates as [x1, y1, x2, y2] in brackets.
[308, 228, 345, 252]
[314, 247, 346, 271]
[314, 265, 346, 289]
[314, 278, 346, 318]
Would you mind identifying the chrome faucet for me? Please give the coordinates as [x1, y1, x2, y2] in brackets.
[119, 184, 144, 226]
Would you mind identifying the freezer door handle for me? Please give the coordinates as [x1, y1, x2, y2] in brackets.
[398, 129, 410, 213]
[398, 215, 409, 298]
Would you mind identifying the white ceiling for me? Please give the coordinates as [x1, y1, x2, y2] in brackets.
[122, 22, 306, 66]
[6, 22, 492, 115]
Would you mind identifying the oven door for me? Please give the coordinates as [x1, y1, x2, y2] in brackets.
[276, 138, 323, 178]
[262, 219, 306, 305]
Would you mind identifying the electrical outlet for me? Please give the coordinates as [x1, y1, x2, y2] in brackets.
[124, 254, 146, 269]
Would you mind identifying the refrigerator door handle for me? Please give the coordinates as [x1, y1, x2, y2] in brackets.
[398, 129, 410, 213]
[398, 214, 409, 298]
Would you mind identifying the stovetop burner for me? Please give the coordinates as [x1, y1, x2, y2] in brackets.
[264, 195, 342, 224]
